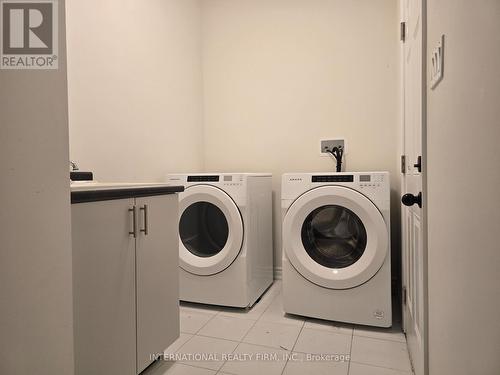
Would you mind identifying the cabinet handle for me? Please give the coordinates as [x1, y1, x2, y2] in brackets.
[140, 205, 149, 236]
[129, 206, 137, 238]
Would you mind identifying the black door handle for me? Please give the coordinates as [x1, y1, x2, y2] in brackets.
[402, 192, 422, 208]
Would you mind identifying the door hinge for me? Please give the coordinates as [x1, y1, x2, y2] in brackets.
[403, 286, 407, 305]
[414, 155, 422, 173]
[400, 21, 406, 42]
[401, 155, 406, 174]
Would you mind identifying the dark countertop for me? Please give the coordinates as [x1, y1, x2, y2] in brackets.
[70, 183, 184, 204]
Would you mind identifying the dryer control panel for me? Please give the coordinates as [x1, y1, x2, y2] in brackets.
[167, 174, 247, 189]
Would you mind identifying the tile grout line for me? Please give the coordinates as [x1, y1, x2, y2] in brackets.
[352, 332, 407, 344]
[300, 325, 354, 337]
[180, 362, 223, 373]
[193, 333, 242, 344]
[174, 308, 221, 355]
[237, 284, 304, 374]
[349, 360, 413, 373]
[172, 334, 194, 355]
[194, 308, 220, 335]
[346, 329, 354, 375]
[210, 284, 283, 374]
[279, 318, 306, 375]
[218, 286, 282, 372]
[215, 316, 262, 373]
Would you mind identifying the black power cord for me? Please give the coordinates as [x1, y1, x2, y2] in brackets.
[326, 146, 344, 172]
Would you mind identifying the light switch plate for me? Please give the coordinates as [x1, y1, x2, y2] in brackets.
[430, 35, 445, 89]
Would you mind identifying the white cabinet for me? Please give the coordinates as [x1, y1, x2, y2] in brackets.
[72, 194, 180, 375]
[135, 196, 179, 372]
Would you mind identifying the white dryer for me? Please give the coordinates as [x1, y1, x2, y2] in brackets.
[166, 173, 273, 308]
[282, 172, 392, 327]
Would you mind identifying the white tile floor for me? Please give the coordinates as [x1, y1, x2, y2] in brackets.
[144, 281, 413, 375]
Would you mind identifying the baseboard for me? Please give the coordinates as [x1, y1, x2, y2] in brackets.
[274, 266, 282, 280]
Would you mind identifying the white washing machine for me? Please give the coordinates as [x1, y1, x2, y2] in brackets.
[166, 173, 274, 308]
[282, 172, 392, 327]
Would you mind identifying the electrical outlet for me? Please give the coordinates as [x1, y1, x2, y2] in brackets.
[320, 139, 345, 157]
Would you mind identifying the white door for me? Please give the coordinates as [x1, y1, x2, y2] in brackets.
[178, 185, 244, 275]
[282, 186, 388, 290]
[401, 0, 426, 374]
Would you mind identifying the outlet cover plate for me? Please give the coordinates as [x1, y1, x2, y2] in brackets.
[430, 35, 444, 89]
[320, 139, 345, 157]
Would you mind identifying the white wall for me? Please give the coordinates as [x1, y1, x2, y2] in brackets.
[66, 0, 401, 278]
[426, 1, 500, 374]
[201, 0, 400, 273]
[66, 0, 204, 182]
[0, 1, 74, 374]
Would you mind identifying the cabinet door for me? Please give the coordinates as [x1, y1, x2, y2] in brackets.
[135, 195, 180, 373]
[72, 199, 136, 375]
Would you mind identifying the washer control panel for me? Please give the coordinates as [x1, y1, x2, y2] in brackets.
[222, 175, 244, 187]
[358, 173, 385, 189]
[312, 175, 354, 183]
[282, 172, 389, 208]
[187, 175, 219, 182]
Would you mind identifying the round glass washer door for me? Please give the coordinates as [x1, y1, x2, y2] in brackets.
[178, 185, 243, 276]
[283, 186, 388, 289]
